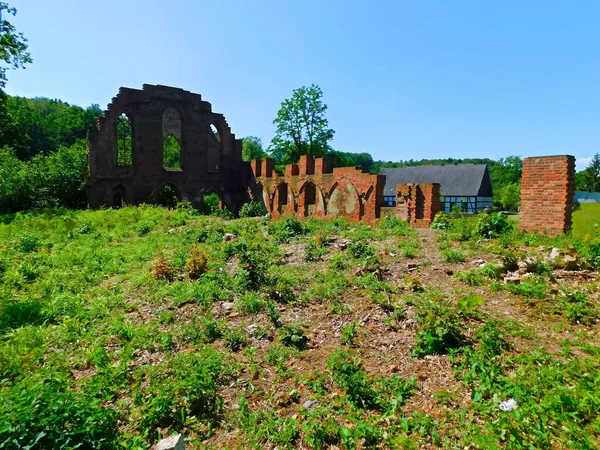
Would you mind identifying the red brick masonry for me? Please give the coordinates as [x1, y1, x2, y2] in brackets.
[250, 156, 441, 225]
[520, 155, 575, 236]
[251, 156, 384, 223]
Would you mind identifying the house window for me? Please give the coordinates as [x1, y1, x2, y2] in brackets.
[383, 196, 397, 207]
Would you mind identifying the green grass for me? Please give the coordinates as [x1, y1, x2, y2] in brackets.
[0, 206, 599, 449]
[573, 203, 600, 237]
[506, 203, 599, 237]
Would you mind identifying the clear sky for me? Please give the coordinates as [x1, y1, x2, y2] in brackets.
[5, 0, 599, 170]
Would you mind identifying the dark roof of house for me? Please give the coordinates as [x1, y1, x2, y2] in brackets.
[380, 164, 492, 197]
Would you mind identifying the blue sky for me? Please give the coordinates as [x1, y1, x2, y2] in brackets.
[5, 0, 600, 170]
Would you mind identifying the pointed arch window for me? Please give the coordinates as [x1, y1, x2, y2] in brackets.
[116, 113, 132, 166]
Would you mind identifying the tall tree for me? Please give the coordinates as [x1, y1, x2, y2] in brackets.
[582, 153, 600, 192]
[0, 2, 31, 89]
[270, 84, 335, 164]
[242, 136, 266, 161]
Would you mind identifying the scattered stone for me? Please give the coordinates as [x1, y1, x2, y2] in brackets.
[303, 400, 318, 410]
[155, 434, 184, 450]
[222, 301, 234, 312]
[389, 252, 396, 257]
[504, 276, 521, 285]
[550, 247, 561, 260]
[499, 398, 518, 412]
[471, 259, 485, 266]
[407, 262, 419, 270]
[564, 255, 578, 270]
[223, 233, 236, 242]
[275, 392, 292, 407]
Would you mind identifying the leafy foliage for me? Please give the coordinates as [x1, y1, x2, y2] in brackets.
[475, 211, 512, 238]
[0, 2, 31, 89]
[270, 84, 335, 164]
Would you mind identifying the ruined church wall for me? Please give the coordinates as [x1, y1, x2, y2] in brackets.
[87, 84, 250, 212]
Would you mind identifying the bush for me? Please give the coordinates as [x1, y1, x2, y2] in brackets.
[327, 349, 379, 409]
[184, 245, 208, 279]
[0, 140, 88, 213]
[430, 212, 451, 230]
[475, 211, 512, 239]
[239, 201, 266, 218]
[0, 376, 118, 449]
[412, 302, 466, 357]
[279, 323, 309, 350]
[441, 249, 466, 263]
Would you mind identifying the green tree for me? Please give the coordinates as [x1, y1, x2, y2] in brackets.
[270, 84, 335, 164]
[582, 154, 600, 192]
[498, 182, 521, 211]
[242, 136, 266, 161]
[0, 2, 31, 89]
[0, 96, 103, 159]
[327, 150, 374, 172]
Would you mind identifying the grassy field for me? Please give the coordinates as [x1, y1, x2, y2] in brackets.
[505, 203, 599, 237]
[573, 203, 600, 237]
[0, 206, 599, 449]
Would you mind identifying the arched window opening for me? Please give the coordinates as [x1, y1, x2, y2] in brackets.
[209, 124, 221, 142]
[163, 135, 181, 169]
[158, 184, 181, 209]
[304, 183, 317, 217]
[113, 185, 126, 208]
[116, 113, 132, 166]
[277, 183, 288, 213]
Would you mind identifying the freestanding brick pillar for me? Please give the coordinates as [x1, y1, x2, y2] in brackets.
[520, 155, 575, 235]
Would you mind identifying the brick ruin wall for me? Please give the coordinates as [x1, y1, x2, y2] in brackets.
[380, 183, 441, 228]
[87, 84, 253, 212]
[250, 155, 385, 223]
[250, 156, 442, 225]
[520, 155, 575, 236]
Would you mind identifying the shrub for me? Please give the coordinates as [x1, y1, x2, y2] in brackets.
[266, 301, 282, 327]
[184, 245, 208, 280]
[340, 322, 358, 347]
[348, 240, 374, 259]
[430, 212, 451, 230]
[150, 257, 178, 281]
[327, 349, 379, 409]
[441, 249, 466, 263]
[305, 237, 328, 262]
[236, 292, 266, 314]
[0, 376, 118, 449]
[135, 221, 153, 236]
[279, 323, 309, 350]
[412, 302, 466, 357]
[225, 328, 248, 352]
[475, 211, 512, 239]
[239, 201, 266, 218]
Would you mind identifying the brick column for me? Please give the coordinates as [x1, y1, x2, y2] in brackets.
[520, 155, 575, 235]
[261, 158, 274, 178]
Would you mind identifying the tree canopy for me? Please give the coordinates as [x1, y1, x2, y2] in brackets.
[270, 84, 335, 164]
[576, 153, 600, 192]
[0, 95, 102, 159]
[242, 136, 266, 161]
[0, 2, 31, 89]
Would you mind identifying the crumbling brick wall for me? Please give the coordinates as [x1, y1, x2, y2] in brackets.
[250, 155, 385, 223]
[87, 84, 252, 212]
[520, 155, 575, 235]
[393, 183, 440, 227]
